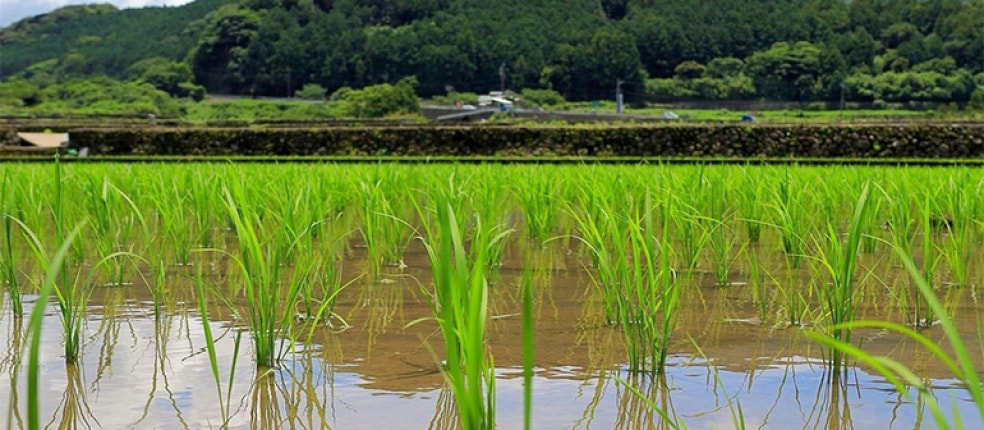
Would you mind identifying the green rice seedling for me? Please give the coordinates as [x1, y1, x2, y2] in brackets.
[673, 202, 711, 272]
[620, 193, 679, 375]
[19, 215, 141, 366]
[882, 181, 917, 255]
[84, 177, 148, 286]
[17, 161, 93, 365]
[24, 224, 81, 430]
[358, 178, 413, 279]
[472, 169, 512, 271]
[905, 194, 944, 328]
[189, 168, 219, 248]
[148, 178, 195, 265]
[939, 176, 976, 287]
[747, 247, 770, 323]
[0, 171, 23, 318]
[705, 194, 744, 287]
[806, 239, 984, 429]
[858, 188, 884, 254]
[735, 166, 767, 243]
[811, 183, 871, 375]
[412, 199, 498, 430]
[514, 168, 560, 245]
[295, 243, 345, 327]
[671, 168, 711, 271]
[265, 176, 325, 266]
[773, 168, 810, 269]
[568, 184, 630, 324]
[221, 184, 309, 368]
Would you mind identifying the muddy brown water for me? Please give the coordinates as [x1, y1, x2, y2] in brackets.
[1, 239, 982, 429]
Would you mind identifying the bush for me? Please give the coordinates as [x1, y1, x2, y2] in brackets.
[519, 88, 566, 107]
[1, 76, 182, 116]
[126, 57, 198, 98]
[0, 78, 40, 107]
[969, 87, 984, 111]
[178, 82, 207, 102]
[331, 76, 420, 118]
[294, 83, 327, 101]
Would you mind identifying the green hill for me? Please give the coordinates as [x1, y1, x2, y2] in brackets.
[1, 0, 981, 104]
[0, 0, 236, 77]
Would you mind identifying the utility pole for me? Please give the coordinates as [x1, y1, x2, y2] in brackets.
[616, 79, 625, 115]
[499, 62, 506, 93]
[286, 66, 292, 98]
[840, 81, 846, 119]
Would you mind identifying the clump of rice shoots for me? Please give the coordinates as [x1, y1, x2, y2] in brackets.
[414, 198, 502, 430]
[812, 183, 871, 375]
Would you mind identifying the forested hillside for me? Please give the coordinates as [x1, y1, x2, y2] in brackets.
[1, 0, 982, 105]
[0, 0, 236, 76]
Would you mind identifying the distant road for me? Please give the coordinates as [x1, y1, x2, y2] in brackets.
[421, 104, 667, 123]
[206, 94, 323, 104]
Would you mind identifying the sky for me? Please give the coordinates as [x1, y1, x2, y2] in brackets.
[0, 0, 194, 27]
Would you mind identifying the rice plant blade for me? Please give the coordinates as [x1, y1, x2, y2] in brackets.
[26, 224, 83, 430]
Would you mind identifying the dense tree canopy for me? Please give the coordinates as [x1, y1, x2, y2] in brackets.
[1, 0, 982, 104]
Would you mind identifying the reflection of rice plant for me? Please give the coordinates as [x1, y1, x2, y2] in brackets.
[521, 263, 535, 430]
[194, 270, 242, 426]
[614, 374, 684, 429]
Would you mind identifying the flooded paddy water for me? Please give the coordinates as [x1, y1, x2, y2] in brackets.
[1, 163, 983, 429]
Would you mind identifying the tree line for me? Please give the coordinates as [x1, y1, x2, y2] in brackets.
[2, 0, 983, 105]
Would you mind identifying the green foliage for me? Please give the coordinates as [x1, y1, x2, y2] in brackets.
[2, 0, 982, 104]
[127, 57, 204, 99]
[518, 88, 565, 107]
[188, 5, 261, 93]
[331, 76, 420, 118]
[969, 87, 984, 110]
[745, 41, 823, 101]
[646, 75, 755, 101]
[847, 69, 977, 103]
[294, 83, 327, 100]
[0, 76, 182, 116]
[183, 99, 349, 121]
[674, 61, 707, 80]
[1, 0, 234, 79]
[0, 79, 41, 107]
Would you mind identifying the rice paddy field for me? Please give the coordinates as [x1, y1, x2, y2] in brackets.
[1, 161, 984, 429]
